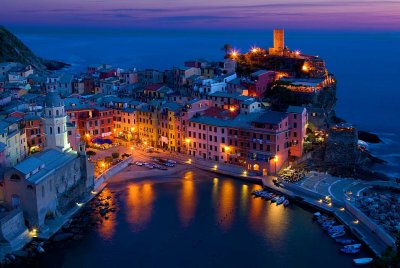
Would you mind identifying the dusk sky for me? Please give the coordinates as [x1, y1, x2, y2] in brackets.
[1, 0, 400, 30]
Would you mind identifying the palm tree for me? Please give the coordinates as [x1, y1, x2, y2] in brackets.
[222, 44, 232, 56]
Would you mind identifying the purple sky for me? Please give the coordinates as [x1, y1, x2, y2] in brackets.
[1, 0, 399, 30]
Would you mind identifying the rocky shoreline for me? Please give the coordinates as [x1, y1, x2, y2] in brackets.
[1, 190, 118, 267]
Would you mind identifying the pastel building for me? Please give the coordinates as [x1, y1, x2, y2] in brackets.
[2, 92, 94, 228]
[286, 106, 308, 158]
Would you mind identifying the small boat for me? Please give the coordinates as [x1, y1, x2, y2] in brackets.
[336, 238, 355, 245]
[353, 258, 373, 265]
[276, 196, 285, 205]
[313, 212, 321, 218]
[330, 231, 346, 238]
[344, 244, 362, 249]
[340, 248, 360, 254]
[271, 196, 279, 203]
[283, 199, 290, 207]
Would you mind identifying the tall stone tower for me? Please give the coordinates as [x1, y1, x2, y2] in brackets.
[269, 29, 285, 56]
[274, 29, 284, 51]
[43, 91, 71, 152]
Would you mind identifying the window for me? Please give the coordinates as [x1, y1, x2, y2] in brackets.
[294, 122, 297, 128]
[294, 132, 297, 138]
[56, 110, 59, 116]
[222, 137, 225, 143]
[50, 127, 53, 134]
[58, 127, 60, 134]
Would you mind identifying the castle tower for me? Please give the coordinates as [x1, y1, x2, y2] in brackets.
[43, 91, 71, 152]
[273, 29, 284, 51]
[269, 29, 285, 56]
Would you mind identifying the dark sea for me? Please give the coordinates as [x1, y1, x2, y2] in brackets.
[34, 171, 369, 268]
[11, 27, 400, 177]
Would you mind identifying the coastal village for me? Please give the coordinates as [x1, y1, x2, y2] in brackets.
[0, 29, 398, 266]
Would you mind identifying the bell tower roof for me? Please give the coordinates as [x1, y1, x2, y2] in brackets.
[44, 92, 64, 108]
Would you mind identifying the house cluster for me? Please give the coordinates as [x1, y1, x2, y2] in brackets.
[0, 53, 312, 179]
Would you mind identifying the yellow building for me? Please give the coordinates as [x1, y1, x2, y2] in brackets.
[113, 108, 137, 141]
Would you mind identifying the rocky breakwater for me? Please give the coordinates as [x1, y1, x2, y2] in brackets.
[355, 190, 400, 237]
[1, 189, 118, 267]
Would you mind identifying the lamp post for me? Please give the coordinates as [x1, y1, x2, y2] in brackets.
[274, 155, 278, 174]
[185, 138, 190, 155]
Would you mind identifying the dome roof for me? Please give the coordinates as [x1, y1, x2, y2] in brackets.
[44, 92, 64, 107]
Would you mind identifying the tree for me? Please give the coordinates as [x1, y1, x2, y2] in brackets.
[222, 44, 232, 57]
[111, 152, 119, 159]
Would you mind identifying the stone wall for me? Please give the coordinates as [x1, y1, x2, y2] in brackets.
[94, 157, 132, 191]
[325, 124, 359, 166]
[0, 209, 30, 250]
[345, 201, 396, 249]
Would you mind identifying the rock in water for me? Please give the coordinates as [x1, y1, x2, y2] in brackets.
[52, 232, 74, 242]
[358, 131, 382, 143]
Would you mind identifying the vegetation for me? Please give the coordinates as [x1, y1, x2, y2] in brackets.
[111, 152, 119, 159]
[0, 25, 68, 71]
[372, 244, 400, 268]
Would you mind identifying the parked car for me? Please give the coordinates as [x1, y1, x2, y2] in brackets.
[135, 161, 143, 166]
[167, 160, 177, 164]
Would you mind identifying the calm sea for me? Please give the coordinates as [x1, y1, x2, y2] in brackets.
[10, 27, 400, 177]
[34, 171, 365, 268]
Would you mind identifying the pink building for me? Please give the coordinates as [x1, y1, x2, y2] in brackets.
[187, 117, 229, 162]
[227, 111, 290, 175]
[286, 106, 308, 158]
[242, 70, 275, 97]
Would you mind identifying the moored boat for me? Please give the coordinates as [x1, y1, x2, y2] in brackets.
[283, 199, 290, 207]
[344, 244, 362, 249]
[330, 231, 346, 238]
[340, 247, 360, 254]
[276, 196, 285, 205]
[353, 258, 373, 265]
[335, 238, 355, 245]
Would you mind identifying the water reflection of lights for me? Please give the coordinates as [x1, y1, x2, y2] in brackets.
[215, 179, 235, 231]
[97, 188, 117, 240]
[178, 172, 197, 227]
[240, 184, 249, 213]
[125, 183, 154, 232]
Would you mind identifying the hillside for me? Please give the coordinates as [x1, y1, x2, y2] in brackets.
[0, 26, 69, 71]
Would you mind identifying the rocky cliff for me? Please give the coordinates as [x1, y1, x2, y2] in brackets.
[0, 26, 69, 71]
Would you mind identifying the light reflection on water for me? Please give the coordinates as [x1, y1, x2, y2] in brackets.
[37, 170, 359, 268]
[125, 182, 155, 232]
[178, 171, 197, 227]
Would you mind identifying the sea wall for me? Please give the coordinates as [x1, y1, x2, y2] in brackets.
[345, 201, 396, 249]
[0, 209, 30, 250]
[94, 157, 132, 190]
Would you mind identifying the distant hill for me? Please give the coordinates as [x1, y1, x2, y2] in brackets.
[0, 25, 69, 71]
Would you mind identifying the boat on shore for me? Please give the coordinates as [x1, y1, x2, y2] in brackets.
[353, 258, 373, 265]
[271, 196, 279, 203]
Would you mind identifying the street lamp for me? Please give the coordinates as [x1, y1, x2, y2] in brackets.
[274, 155, 278, 174]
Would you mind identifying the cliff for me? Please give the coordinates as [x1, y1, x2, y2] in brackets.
[0, 26, 69, 71]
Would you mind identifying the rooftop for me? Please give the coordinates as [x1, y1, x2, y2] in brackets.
[13, 149, 78, 184]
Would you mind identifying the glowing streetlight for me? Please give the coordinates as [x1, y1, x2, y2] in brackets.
[229, 107, 236, 112]
[230, 49, 240, 59]
[302, 65, 309, 72]
[185, 138, 191, 144]
[295, 50, 301, 56]
[251, 46, 260, 53]
[274, 155, 278, 174]
[224, 146, 230, 152]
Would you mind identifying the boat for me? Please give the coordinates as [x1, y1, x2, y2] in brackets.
[353, 258, 373, 265]
[335, 238, 355, 244]
[344, 244, 362, 249]
[276, 196, 285, 205]
[340, 248, 360, 254]
[271, 196, 279, 203]
[283, 199, 290, 207]
[330, 231, 346, 238]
